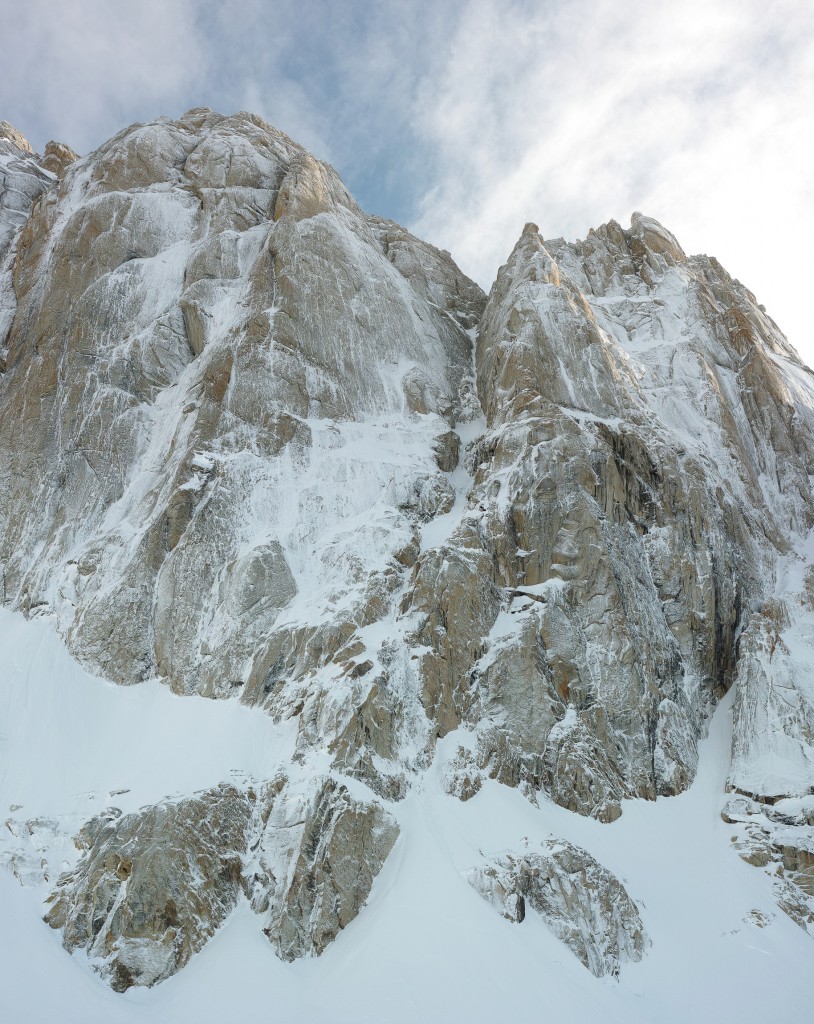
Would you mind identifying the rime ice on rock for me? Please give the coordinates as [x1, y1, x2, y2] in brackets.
[465, 841, 648, 977]
[2, 109, 814, 987]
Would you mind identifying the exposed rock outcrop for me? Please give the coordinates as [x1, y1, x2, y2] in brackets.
[403, 215, 814, 821]
[44, 785, 252, 991]
[43, 777, 399, 987]
[40, 140, 78, 178]
[0, 122, 54, 366]
[465, 842, 648, 976]
[0, 109, 483, 719]
[245, 777, 399, 959]
[723, 544, 814, 937]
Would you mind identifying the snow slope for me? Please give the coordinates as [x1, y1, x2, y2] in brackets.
[2, 607, 812, 1023]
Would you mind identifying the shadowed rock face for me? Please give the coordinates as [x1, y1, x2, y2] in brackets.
[3, 109, 814, 986]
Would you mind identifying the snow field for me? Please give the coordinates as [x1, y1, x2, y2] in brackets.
[2, 609, 813, 1023]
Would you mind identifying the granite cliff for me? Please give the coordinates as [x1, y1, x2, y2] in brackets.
[1, 111, 812, 993]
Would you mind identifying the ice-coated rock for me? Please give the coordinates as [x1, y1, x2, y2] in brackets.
[44, 785, 252, 991]
[244, 776, 399, 959]
[465, 841, 648, 976]
[404, 215, 814, 820]
[730, 597, 814, 803]
[722, 538, 814, 936]
[0, 122, 54, 365]
[3, 107, 814, 990]
[43, 776, 399, 987]
[723, 791, 814, 935]
[0, 109, 483, 725]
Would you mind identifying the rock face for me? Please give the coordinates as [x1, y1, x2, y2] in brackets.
[722, 542, 814, 936]
[0, 108, 481, 709]
[465, 842, 647, 977]
[410, 216, 814, 822]
[244, 777, 400, 960]
[724, 790, 814, 935]
[0, 122, 54, 370]
[730, 595, 814, 803]
[44, 785, 251, 991]
[44, 778, 399, 988]
[2, 110, 814, 987]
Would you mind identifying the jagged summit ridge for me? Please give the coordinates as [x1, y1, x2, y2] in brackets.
[0, 109, 813, 990]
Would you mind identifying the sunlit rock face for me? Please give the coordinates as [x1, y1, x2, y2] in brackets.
[0, 109, 482, 714]
[419, 214, 814, 823]
[2, 109, 814, 987]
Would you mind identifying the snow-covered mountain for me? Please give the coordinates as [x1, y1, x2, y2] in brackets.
[0, 111, 812, 1022]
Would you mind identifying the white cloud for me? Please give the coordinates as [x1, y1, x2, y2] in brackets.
[2, 0, 811, 358]
[2, 0, 207, 152]
[408, 0, 814, 356]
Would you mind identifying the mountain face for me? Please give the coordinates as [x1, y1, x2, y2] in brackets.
[1, 111, 813, 1003]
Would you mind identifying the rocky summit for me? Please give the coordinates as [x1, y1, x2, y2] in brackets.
[0, 110, 812, 1015]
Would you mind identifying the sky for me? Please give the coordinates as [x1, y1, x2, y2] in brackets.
[2, 0, 813, 361]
